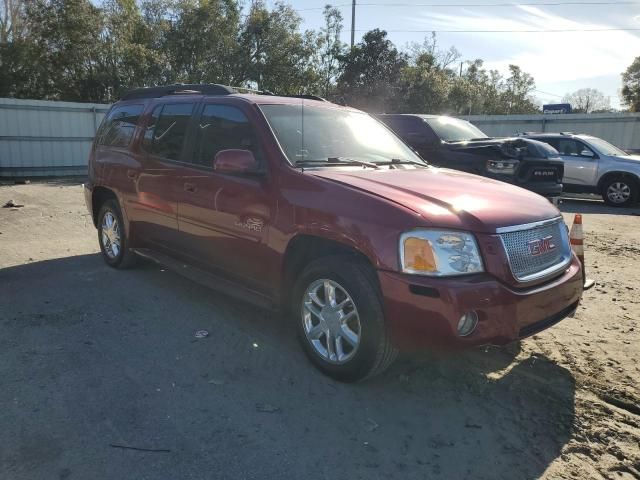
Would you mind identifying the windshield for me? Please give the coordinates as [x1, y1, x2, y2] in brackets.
[583, 137, 627, 157]
[260, 104, 424, 165]
[423, 116, 488, 142]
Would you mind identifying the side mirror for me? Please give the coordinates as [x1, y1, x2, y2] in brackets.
[580, 149, 595, 158]
[213, 149, 259, 174]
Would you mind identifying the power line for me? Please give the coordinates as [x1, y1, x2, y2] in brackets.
[295, 1, 640, 11]
[353, 27, 640, 32]
[534, 88, 565, 98]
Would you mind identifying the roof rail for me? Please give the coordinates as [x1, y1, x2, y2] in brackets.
[560, 131, 575, 135]
[121, 84, 235, 100]
[121, 83, 329, 102]
[284, 94, 328, 102]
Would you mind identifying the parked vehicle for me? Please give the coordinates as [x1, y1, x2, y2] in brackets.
[377, 114, 564, 200]
[522, 133, 640, 207]
[84, 84, 584, 382]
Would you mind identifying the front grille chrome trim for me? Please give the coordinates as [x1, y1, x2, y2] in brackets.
[498, 217, 572, 283]
[495, 216, 563, 234]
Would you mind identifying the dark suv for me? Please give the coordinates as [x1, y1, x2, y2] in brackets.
[377, 114, 564, 199]
[84, 84, 583, 381]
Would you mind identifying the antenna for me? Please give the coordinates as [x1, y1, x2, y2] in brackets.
[301, 97, 305, 162]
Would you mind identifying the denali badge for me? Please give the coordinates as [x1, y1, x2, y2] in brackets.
[528, 235, 556, 256]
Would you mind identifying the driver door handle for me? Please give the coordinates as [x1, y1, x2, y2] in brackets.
[184, 182, 197, 193]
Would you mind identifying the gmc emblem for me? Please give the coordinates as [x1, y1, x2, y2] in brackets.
[528, 235, 556, 256]
[534, 171, 554, 176]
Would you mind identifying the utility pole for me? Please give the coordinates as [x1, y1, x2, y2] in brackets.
[350, 0, 356, 48]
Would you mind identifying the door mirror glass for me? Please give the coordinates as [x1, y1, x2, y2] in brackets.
[580, 149, 595, 158]
[213, 149, 259, 174]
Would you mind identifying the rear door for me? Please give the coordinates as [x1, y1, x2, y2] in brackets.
[544, 138, 598, 186]
[130, 100, 197, 250]
[175, 101, 275, 293]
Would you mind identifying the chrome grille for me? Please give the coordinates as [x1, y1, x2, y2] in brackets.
[499, 218, 571, 282]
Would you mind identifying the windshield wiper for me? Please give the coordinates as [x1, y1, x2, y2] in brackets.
[378, 158, 428, 167]
[296, 157, 380, 169]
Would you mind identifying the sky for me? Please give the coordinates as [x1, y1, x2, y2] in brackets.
[276, 0, 640, 109]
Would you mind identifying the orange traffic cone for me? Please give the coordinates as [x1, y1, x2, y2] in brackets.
[569, 214, 595, 290]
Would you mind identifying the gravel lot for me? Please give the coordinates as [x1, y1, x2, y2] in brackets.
[1, 180, 639, 480]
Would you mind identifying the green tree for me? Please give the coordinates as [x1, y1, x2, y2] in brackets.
[99, 0, 166, 99]
[23, 0, 106, 101]
[622, 57, 640, 112]
[317, 5, 345, 98]
[337, 29, 407, 112]
[165, 0, 242, 85]
[238, 1, 319, 94]
[501, 65, 538, 114]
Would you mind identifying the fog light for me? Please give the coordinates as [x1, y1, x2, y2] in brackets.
[457, 311, 478, 337]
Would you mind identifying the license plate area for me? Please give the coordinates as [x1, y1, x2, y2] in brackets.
[531, 168, 557, 181]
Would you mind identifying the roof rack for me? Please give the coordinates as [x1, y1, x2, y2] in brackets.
[121, 84, 235, 100]
[121, 83, 329, 102]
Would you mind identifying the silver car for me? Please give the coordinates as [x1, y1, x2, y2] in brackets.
[524, 133, 640, 207]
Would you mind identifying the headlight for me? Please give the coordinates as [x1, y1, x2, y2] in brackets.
[400, 230, 484, 276]
[486, 159, 518, 175]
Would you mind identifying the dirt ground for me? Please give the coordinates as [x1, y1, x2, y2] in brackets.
[0, 179, 639, 480]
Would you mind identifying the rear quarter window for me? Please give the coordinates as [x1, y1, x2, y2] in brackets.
[97, 104, 144, 147]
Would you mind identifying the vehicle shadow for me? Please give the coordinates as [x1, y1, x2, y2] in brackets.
[0, 254, 575, 480]
[559, 196, 640, 215]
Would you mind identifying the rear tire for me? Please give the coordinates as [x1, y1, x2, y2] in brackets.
[97, 199, 137, 269]
[292, 255, 398, 382]
[601, 176, 638, 207]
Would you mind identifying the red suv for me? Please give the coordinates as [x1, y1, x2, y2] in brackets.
[84, 84, 584, 381]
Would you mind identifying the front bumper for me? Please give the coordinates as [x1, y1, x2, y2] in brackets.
[377, 254, 583, 350]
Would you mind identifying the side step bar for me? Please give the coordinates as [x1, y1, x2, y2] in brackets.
[133, 248, 274, 310]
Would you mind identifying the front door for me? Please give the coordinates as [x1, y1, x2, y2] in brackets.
[176, 103, 274, 293]
[548, 138, 599, 186]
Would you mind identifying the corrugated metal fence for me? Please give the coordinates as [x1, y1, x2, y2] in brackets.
[0, 97, 109, 177]
[2, 98, 640, 177]
[467, 113, 640, 151]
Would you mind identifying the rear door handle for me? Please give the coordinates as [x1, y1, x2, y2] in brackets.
[184, 183, 197, 193]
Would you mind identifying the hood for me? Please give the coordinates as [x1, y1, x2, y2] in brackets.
[615, 154, 640, 166]
[446, 137, 559, 160]
[309, 167, 560, 233]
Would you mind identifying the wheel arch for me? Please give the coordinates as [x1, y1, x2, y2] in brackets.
[597, 171, 640, 194]
[91, 186, 118, 227]
[280, 234, 379, 309]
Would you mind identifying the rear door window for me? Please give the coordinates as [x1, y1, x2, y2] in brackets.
[190, 104, 261, 167]
[97, 104, 144, 147]
[143, 103, 195, 161]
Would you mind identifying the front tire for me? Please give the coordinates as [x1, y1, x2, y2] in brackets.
[97, 199, 137, 269]
[602, 176, 638, 207]
[292, 255, 398, 382]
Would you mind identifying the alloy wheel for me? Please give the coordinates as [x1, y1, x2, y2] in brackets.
[101, 211, 121, 259]
[606, 182, 631, 204]
[301, 279, 362, 364]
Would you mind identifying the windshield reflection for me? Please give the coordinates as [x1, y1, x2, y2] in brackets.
[260, 104, 424, 165]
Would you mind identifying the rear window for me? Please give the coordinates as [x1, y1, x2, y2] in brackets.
[97, 104, 144, 147]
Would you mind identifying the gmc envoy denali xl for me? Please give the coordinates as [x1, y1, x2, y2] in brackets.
[84, 84, 584, 382]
